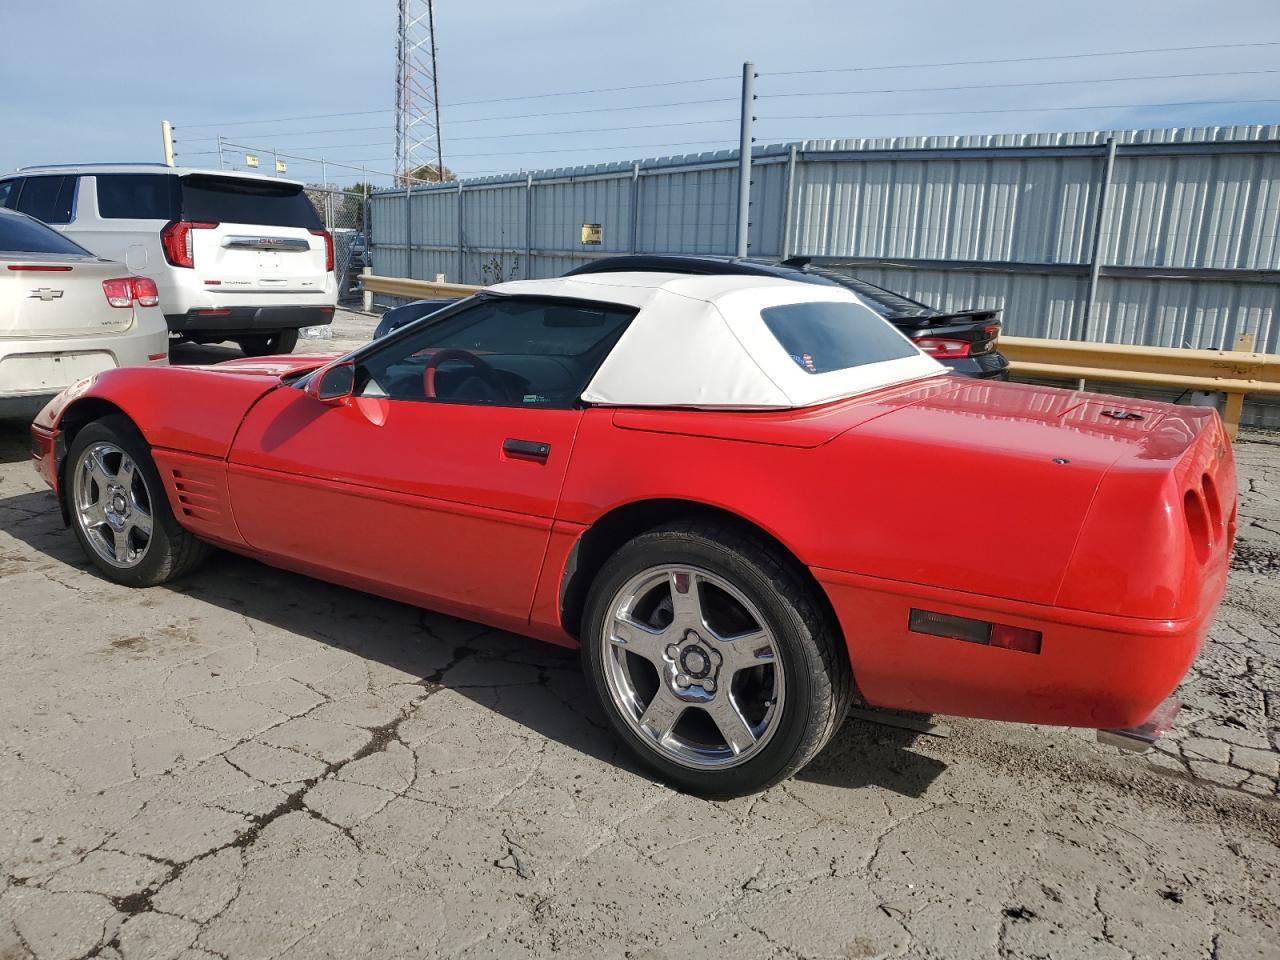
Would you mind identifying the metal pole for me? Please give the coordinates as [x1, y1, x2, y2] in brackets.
[320, 160, 332, 229]
[735, 61, 755, 257]
[405, 182, 413, 279]
[216, 136, 225, 170]
[525, 173, 533, 279]
[362, 166, 370, 270]
[1082, 136, 1118, 343]
[630, 162, 641, 253]
[272, 149, 279, 177]
[161, 120, 175, 167]
[456, 181, 465, 284]
[780, 143, 798, 259]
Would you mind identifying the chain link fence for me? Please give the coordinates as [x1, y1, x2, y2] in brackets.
[306, 185, 370, 304]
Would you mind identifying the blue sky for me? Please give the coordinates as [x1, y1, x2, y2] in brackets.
[2, 0, 1277, 185]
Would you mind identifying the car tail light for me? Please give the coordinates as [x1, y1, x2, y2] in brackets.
[913, 337, 971, 359]
[989, 623, 1043, 654]
[908, 608, 1042, 655]
[160, 220, 217, 268]
[7, 264, 73, 272]
[102, 277, 160, 309]
[131, 276, 160, 307]
[102, 278, 134, 308]
[984, 324, 1000, 338]
[310, 228, 334, 272]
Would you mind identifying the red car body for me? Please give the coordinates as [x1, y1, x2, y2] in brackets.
[31, 353, 1234, 732]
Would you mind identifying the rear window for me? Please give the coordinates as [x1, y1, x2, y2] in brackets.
[0, 212, 92, 255]
[179, 175, 322, 228]
[14, 175, 77, 225]
[761, 301, 919, 374]
[96, 174, 177, 220]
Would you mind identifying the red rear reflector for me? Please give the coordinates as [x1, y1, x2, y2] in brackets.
[908, 609, 1042, 655]
[102, 277, 133, 308]
[195, 309, 231, 316]
[8, 264, 73, 272]
[204, 280, 221, 285]
[148, 352, 168, 361]
[989, 623, 1043, 654]
[912, 337, 972, 359]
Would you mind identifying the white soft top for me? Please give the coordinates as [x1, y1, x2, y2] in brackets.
[488, 272, 945, 409]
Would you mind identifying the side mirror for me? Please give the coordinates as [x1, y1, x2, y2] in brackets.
[305, 361, 355, 404]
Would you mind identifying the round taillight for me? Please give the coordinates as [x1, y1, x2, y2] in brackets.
[1183, 489, 1212, 564]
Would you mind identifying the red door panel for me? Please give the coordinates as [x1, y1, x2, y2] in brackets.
[227, 388, 583, 626]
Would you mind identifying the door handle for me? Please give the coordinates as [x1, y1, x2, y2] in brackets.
[502, 438, 551, 463]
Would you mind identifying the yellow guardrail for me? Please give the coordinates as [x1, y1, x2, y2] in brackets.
[999, 336, 1280, 439]
[361, 273, 482, 301]
[359, 274, 1278, 439]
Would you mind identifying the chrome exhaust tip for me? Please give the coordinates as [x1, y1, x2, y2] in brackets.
[1097, 698, 1181, 754]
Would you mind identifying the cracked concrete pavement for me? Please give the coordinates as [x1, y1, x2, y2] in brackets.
[1, 313, 1278, 959]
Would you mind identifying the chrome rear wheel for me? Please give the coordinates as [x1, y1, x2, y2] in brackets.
[602, 564, 786, 770]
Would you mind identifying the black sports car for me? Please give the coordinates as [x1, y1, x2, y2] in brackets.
[372, 298, 457, 339]
[566, 255, 1009, 380]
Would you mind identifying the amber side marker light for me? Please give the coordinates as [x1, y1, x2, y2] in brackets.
[908, 609, 1042, 654]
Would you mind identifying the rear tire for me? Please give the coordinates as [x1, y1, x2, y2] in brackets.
[66, 415, 210, 587]
[237, 329, 299, 356]
[580, 520, 853, 797]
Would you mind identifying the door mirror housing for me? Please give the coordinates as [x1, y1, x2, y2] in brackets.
[305, 361, 355, 404]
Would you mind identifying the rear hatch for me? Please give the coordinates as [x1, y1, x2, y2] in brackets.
[0, 252, 134, 338]
[176, 174, 329, 295]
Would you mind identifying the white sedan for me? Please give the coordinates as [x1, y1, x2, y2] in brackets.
[0, 208, 168, 418]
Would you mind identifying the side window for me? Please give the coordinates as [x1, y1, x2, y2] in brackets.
[0, 179, 20, 210]
[355, 297, 635, 409]
[14, 175, 77, 225]
[96, 173, 176, 220]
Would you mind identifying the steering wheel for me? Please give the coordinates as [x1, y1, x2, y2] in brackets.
[422, 348, 499, 400]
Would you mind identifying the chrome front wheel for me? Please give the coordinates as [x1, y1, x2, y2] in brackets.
[72, 441, 154, 569]
[602, 564, 786, 771]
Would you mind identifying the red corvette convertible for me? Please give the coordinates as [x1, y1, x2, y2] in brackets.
[30, 272, 1235, 795]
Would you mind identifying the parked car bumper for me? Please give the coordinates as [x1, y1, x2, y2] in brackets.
[166, 304, 336, 337]
[815, 566, 1215, 732]
[942, 351, 1010, 380]
[0, 324, 169, 419]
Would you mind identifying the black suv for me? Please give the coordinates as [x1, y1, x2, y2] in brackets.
[565, 255, 1009, 380]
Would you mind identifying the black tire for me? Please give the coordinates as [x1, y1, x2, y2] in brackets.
[237, 329, 299, 357]
[580, 520, 853, 797]
[65, 415, 211, 587]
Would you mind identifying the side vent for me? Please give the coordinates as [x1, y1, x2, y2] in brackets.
[171, 468, 224, 523]
[150, 450, 243, 547]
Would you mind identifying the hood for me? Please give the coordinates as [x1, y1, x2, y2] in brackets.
[197, 353, 342, 378]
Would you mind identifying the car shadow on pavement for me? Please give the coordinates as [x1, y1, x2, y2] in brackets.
[0, 486, 948, 798]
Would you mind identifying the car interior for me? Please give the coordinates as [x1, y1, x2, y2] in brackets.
[354, 296, 636, 408]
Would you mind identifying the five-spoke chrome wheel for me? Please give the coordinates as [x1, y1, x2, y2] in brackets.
[602, 564, 785, 770]
[72, 441, 154, 569]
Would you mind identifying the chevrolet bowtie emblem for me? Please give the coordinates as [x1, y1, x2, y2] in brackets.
[30, 288, 64, 301]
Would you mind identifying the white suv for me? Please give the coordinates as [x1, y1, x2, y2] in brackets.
[0, 164, 338, 356]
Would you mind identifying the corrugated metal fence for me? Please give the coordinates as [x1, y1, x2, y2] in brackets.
[369, 125, 1280, 423]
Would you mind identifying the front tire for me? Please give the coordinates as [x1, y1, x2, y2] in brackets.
[237, 329, 299, 356]
[66, 416, 210, 587]
[581, 521, 853, 797]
